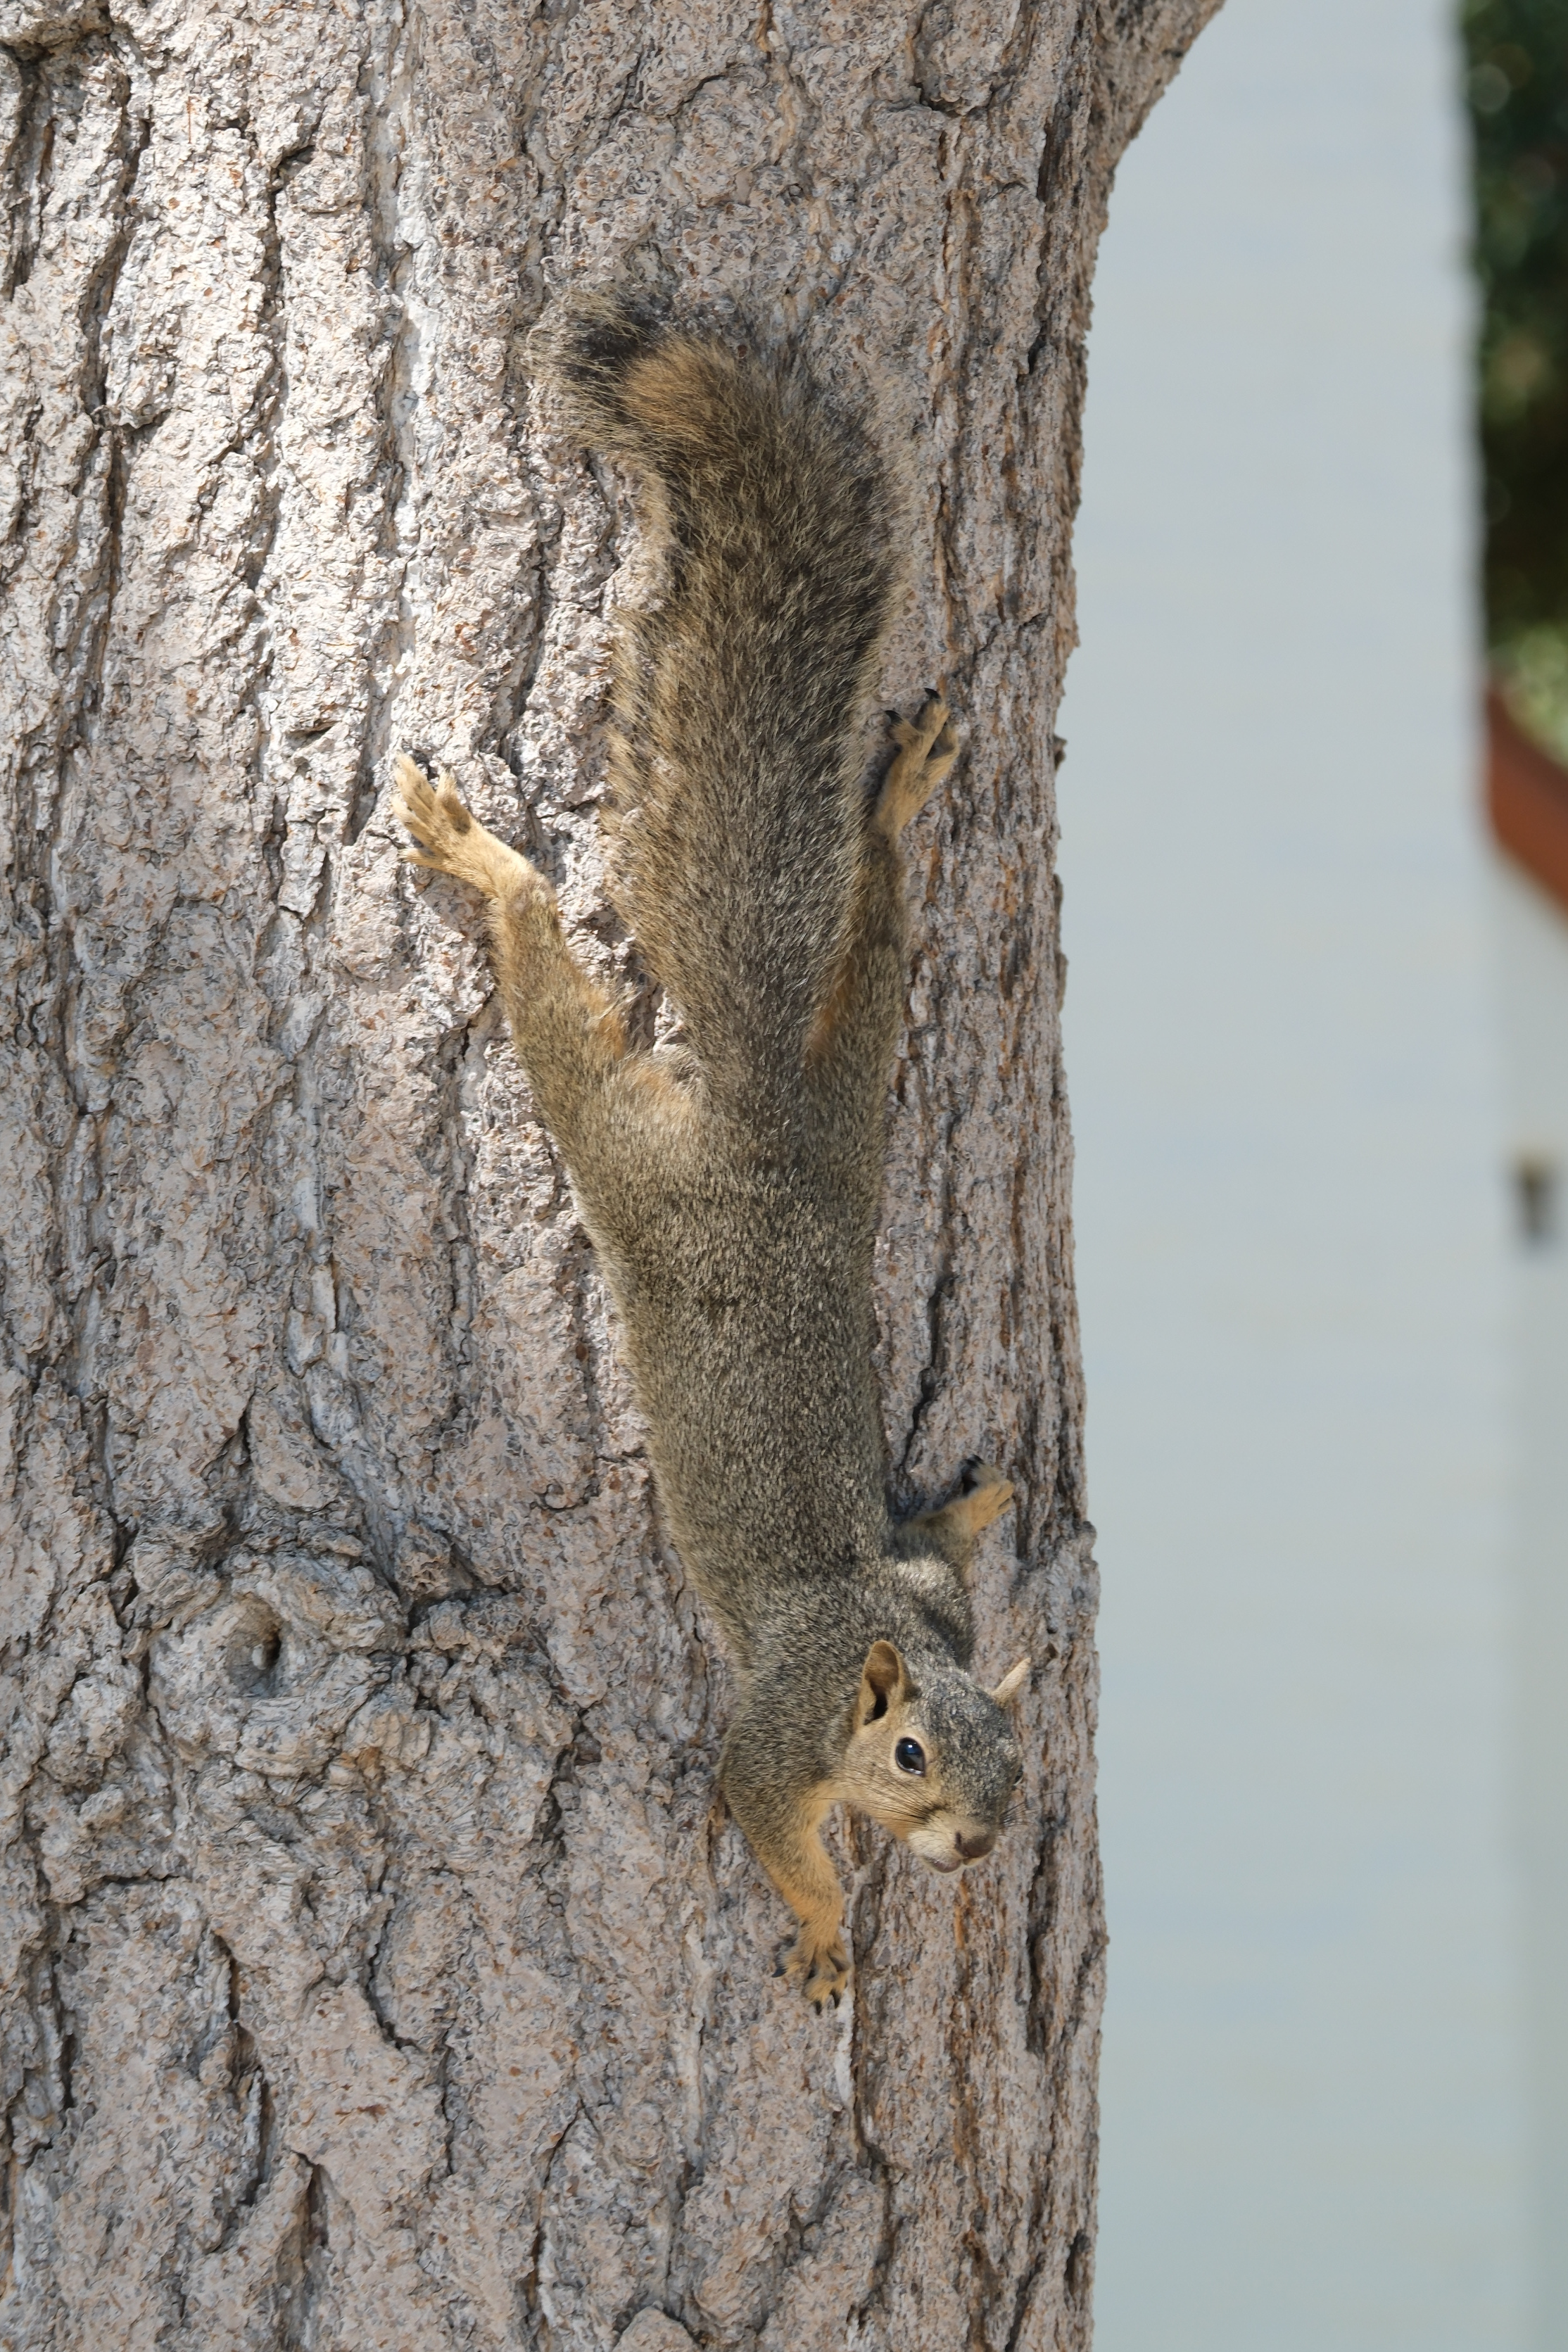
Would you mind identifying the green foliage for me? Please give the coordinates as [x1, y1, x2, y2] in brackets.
[1493, 621, 1568, 757]
[1464, 0, 1568, 674]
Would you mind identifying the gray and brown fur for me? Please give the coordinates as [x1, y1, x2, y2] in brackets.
[391, 293, 1028, 2006]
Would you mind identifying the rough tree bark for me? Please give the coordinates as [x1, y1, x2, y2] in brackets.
[0, 2, 1217, 2345]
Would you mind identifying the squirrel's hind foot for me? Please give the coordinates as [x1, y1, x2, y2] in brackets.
[875, 693, 959, 839]
[392, 754, 538, 902]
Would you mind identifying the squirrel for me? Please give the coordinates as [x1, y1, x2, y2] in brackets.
[391, 293, 1029, 2008]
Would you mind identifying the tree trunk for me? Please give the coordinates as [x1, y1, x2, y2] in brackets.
[0, 3, 1216, 2345]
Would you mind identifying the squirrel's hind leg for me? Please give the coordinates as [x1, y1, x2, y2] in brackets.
[393, 757, 685, 1178]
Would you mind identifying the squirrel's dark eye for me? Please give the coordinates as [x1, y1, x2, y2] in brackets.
[894, 1737, 925, 1775]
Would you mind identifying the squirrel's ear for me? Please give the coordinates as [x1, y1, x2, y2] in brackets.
[858, 1640, 906, 1724]
[989, 1656, 1031, 1707]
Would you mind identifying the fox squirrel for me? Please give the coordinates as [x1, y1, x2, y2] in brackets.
[391, 293, 1029, 2008]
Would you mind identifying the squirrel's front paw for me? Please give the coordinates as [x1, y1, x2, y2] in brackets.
[780, 1924, 850, 2011]
[391, 753, 536, 901]
[957, 1460, 1015, 1535]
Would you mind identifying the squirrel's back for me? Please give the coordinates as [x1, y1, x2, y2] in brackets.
[533, 293, 904, 1110]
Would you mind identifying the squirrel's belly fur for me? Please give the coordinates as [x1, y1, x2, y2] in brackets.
[389, 291, 1030, 2008]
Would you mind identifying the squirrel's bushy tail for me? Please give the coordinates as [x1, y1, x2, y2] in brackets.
[533, 291, 904, 1104]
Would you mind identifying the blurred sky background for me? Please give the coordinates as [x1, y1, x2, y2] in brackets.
[1058, 0, 1568, 2344]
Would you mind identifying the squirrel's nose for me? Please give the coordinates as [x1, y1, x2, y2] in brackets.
[954, 1830, 996, 1863]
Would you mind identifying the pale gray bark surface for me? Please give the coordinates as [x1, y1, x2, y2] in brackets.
[0, 3, 1216, 2345]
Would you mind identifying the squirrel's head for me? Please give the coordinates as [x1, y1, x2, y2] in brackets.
[840, 1640, 1029, 1872]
